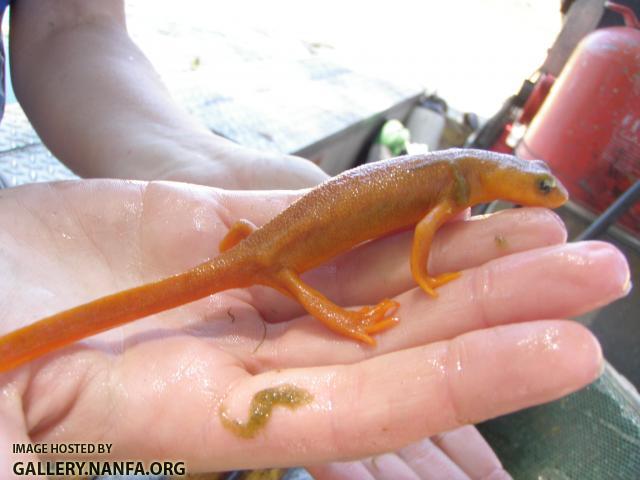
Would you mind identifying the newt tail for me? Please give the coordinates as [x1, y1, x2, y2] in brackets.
[0, 251, 256, 372]
[0, 149, 568, 372]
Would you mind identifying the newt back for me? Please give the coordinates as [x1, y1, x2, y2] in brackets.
[243, 154, 457, 273]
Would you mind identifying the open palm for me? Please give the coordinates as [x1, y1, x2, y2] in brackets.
[0, 179, 629, 474]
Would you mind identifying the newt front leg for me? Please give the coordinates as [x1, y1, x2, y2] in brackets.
[411, 202, 462, 297]
[219, 219, 258, 252]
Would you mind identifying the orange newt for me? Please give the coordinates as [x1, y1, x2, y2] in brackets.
[0, 149, 568, 372]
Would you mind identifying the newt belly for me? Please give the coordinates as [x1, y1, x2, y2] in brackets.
[0, 148, 568, 371]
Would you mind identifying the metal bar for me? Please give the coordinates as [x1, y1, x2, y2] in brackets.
[575, 180, 640, 241]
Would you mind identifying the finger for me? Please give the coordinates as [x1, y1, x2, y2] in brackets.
[307, 461, 376, 480]
[325, 207, 567, 305]
[398, 437, 471, 479]
[250, 207, 567, 323]
[198, 321, 601, 470]
[363, 453, 422, 479]
[431, 426, 510, 479]
[383, 240, 629, 348]
[248, 240, 628, 368]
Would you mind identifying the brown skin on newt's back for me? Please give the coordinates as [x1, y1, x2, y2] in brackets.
[248, 150, 567, 272]
[0, 149, 568, 372]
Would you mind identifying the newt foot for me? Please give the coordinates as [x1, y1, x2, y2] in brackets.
[343, 299, 400, 344]
[417, 271, 462, 297]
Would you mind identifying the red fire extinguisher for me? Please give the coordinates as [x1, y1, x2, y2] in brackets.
[516, 1, 640, 235]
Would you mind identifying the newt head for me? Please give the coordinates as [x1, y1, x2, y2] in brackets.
[511, 167, 568, 208]
[473, 156, 569, 208]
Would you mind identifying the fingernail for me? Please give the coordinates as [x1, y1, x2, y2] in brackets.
[584, 241, 631, 298]
[542, 208, 568, 243]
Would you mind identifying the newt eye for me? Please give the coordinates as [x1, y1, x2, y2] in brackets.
[536, 176, 555, 195]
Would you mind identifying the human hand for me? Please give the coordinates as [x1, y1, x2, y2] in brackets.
[0, 180, 629, 474]
[12, 0, 328, 192]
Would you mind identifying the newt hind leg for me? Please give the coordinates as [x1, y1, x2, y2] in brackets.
[275, 269, 399, 345]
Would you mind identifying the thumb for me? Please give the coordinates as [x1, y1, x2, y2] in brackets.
[0, 392, 41, 479]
